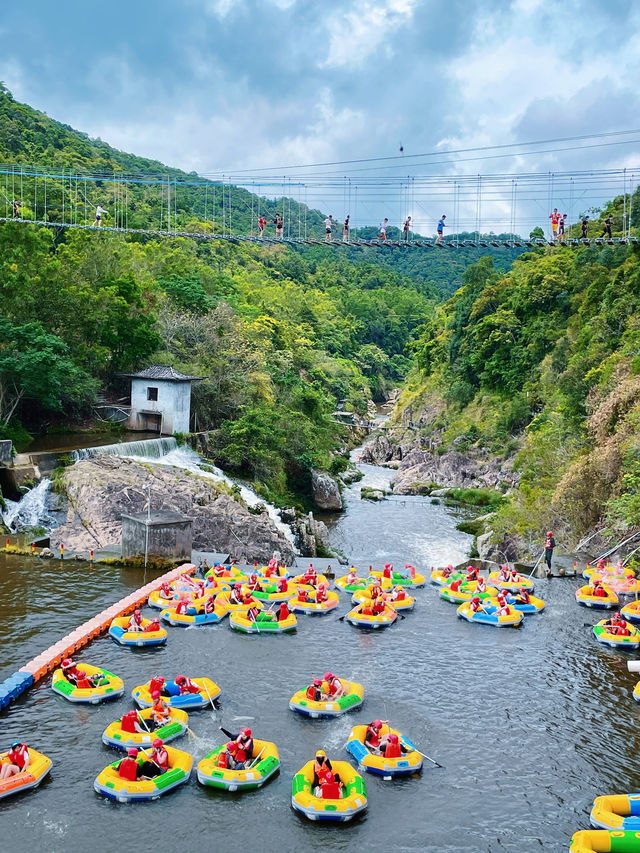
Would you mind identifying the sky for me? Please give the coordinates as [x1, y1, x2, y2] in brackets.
[1, 0, 640, 235]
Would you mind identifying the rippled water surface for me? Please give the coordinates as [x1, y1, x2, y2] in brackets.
[2, 457, 639, 852]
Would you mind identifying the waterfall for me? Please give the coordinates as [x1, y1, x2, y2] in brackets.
[2, 479, 54, 532]
[72, 437, 177, 461]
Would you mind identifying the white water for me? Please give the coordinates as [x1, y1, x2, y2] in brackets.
[122, 444, 297, 547]
[72, 436, 177, 461]
[2, 478, 53, 532]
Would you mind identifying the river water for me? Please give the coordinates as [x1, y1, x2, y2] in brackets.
[1, 454, 639, 852]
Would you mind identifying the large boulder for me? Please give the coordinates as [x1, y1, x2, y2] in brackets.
[49, 455, 295, 565]
[311, 471, 342, 511]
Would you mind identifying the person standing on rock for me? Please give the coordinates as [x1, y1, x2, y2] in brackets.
[544, 530, 555, 573]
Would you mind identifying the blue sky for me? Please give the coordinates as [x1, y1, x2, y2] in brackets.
[2, 0, 640, 235]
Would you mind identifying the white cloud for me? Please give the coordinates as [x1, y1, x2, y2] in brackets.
[322, 0, 417, 69]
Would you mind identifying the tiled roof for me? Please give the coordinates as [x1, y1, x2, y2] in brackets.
[123, 364, 204, 382]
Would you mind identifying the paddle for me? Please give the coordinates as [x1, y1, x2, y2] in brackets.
[248, 745, 266, 769]
[137, 712, 151, 733]
[528, 550, 545, 579]
[201, 681, 218, 713]
[405, 743, 444, 769]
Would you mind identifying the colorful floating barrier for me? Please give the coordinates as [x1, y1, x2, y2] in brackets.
[290, 590, 339, 615]
[457, 601, 523, 627]
[197, 739, 280, 791]
[346, 724, 422, 778]
[133, 677, 221, 710]
[289, 680, 364, 718]
[488, 572, 535, 592]
[576, 585, 619, 609]
[102, 708, 189, 750]
[0, 747, 52, 799]
[229, 610, 297, 633]
[346, 604, 397, 629]
[94, 745, 193, 803]
[593, 621, 640, 649]
[52, 663, 124, 704]
[108, 617, 167, 646]
[591, 793, 640, 831]
[570, 829, 640, 851]
[291, 759, 367, 822]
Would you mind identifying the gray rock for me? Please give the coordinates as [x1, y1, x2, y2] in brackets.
[39, 547, 54, 559]
[311, 471, 343, 511]
[361, 489, 385, 501]
[476, 531, 494, 559]
[49, 456, 295, 565]
[280, 506, 297, 523]
[295, 511, 332, 557]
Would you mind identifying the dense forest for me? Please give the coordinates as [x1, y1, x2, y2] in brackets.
[403, 186, 640, 547]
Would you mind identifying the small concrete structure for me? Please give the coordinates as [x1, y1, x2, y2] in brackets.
[0, 440, 12, 465]
[121, 510, 193, 564]
[123, 365, 203, 435]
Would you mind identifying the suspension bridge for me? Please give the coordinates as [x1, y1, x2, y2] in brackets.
[0, 161, 638, 250]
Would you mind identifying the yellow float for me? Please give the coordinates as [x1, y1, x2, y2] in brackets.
[335, 573, 370, 593]
[160, 596, 228, 626]
[289, 679, 364, 718]
[430, 568, 465, 586]
[346, 724, 423, 778]
[291, 572, 329, 588]
[102, 707, 189, 750]
[584, 564, 635, 580]
[439, 581, 498, 604]
[229, 609, 297, 633]
[52, 663, 124, 704]
[621, 600, 640, 624]
[0, 747, 52, 799]
[290, 589, 339, 615]
[593, 620, 640, 649]
[108, 616, 168, 646]
[457, 600, 523, 627]
[132, 677, 221, 710]
[352, 587, 415, 611]
[242, 579, 296, 602]
[369, 567, 426, 588]
[94, 745, 193, 803]
[576, 585, 619, 610]
[588, 575, 640, 596]
[570, 830, 640, 851]
[291, 759, 367, 822]
[197, 738, 280, 791]
[488, 571, 534, 592]
[346, 603, 398, 628]
[590, 792, 640, 831]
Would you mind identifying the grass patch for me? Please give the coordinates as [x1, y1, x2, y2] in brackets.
[444, 488, 505, 508]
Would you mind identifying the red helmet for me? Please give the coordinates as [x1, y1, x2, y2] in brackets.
[62, 658, 73, 668]
[127, 748, 138, 757]
[134, 609, 141, 616]
[250, 573, 258, 581]
[388, 733, 399, 743]
[313, 678, 322, 686]
[175, 675, 185, 683]
[241, 728, 252, 738]
[372, 719, 382, 729]
[234, 583, 242, 590]
[471, 596, 480, 603]
[151, 691, 161, 700]
[76, 669, 86, 677]
[547, 531, 553, 536]
[127, 710, 137, 717]
[501, 564, 508, 571]
[614, 611, 622, 618]
[153, 738, 163, 748]
[324, 672, 333, 681]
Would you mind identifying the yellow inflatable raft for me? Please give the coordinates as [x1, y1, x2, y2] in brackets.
[52, 663, 124, 704]
[590, 792, 640, 831]
[291, 759, 367, 822]
[197, 738, 280, 791]
[369, 568, 426, 588]
[94, 745, 193, 803]
[588, 575, 640, 596]
[132, 677, 221, 710]
[291, 572, 329, 588]
[244, 579, 296, 602]
[108, 616, 168, 646]
[102, 707, 189, 750]
[439, 581, 498, 604]
[289, 679, 364, 718]
[0, 747, 52, 799]
[290, 590, 339, 615]
[352, 588, 415, 611]
[346, 724, 423, 778]
[346, 603, 398, 628]
[430, 568, 464, 586]
[570, 829, 640, 851]
[335, 574, 370, 593]
[584, 565, 635, 580]
[229, 610, 297, 633]
[488, 571, 535, 592]
[575, 585, 619, 610]
[215, 593, 263, 614]
[148, 588, 200, 611]
[621, 600, 640, 624]
[593, 620, 640, 649]
[160, 596, 229, 626]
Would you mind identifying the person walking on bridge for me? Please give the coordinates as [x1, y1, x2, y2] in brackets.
[343, 214, 350, 243]
[549, 208, 560, 240]
[92, 204, 107, 227]
[403, 216, 411, 242]
[324, 214, 334, 242]
[600, 216, 613, 238]
[436, 214, 446, 243]
[258, 215, 267, 237]
[581, 216, 589, 239]
[12, 200, 20, 218]
[378, 218, 389, 242]
[275, 212, 283, 238]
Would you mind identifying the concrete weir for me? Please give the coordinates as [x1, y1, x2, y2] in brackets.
[0, 562, 196, 712]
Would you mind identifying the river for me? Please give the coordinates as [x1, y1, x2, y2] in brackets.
[1, 452, 638, 852]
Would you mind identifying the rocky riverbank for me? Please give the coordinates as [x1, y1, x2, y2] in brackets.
[50, 455, 297, 563]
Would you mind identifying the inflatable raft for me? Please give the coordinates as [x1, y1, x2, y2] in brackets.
[52, 663, 124, 704]
[457, 601, 523, 627]
[504, 593, 546, 614]
[160, 598, 228, 626]
[621, 601, 640, 624]
[576, 585, 619, 609]
[215, 594, 263, 614]
[148, 589, 198, 611]
[590, 576, 640, 596]
[292, 572, 329, 588]
[430, 568, 464, 586]
[346, 603, 398, 629]
[488, 571, 535, 592]
[289, 679, 364, 718]
[229, 610, 297, 633]
[108, 616, 168, 646]
[290, 590, 339, 615]
[346, 725, 422, 778]
[352, 588, 415, 611]
[591, 793, 640, 831]
[584, 565, 635, 580]
[335, 574, 370, 593]
[570, 830, 640, 851]
[369, 568, 426, 588]
[102, 707, 189, 750]
[0, 747, 52, 799]
[132, 677, 221, 710]
[197, 739, 280, 791]
[291, 759, 367, 822]
[247, 580, 295, 602]
[439, 582, 498, 604]
[94, 745, 192, 803]
[593, 620, 640, 649]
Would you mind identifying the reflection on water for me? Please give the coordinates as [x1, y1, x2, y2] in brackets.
[1, 456, 639, 852]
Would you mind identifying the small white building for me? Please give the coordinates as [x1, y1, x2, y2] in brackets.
[124, 365, 203, 435]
